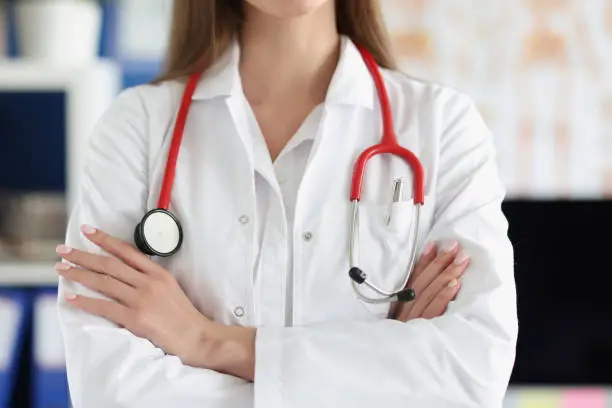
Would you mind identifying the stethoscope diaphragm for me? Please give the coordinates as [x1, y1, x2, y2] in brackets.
[134, 209, 183, 257]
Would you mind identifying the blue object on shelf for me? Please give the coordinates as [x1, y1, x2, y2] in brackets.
[121, 59, 163, 88]
[100, 2, 118, 58]
[6, 4, 17, 58]
[0, 92, 66, 192]
[0, 289, 28, 408]
[31, 288, 70, 408]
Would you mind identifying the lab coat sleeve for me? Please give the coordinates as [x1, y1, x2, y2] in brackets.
[253, 93, 518, 408]
[57, 87, 253, 408]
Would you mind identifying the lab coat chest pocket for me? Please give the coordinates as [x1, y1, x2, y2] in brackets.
[364, 200, 414, 236]
[357, 199, 423, 317]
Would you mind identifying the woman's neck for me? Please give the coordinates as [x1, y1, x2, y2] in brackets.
[239, 2, 340, 106]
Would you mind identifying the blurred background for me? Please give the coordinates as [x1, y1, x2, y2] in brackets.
[0, 0, 611, 407]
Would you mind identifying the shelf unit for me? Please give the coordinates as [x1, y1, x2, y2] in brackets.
[0, 60, 121, 287]
[0, 59, 122, 212]
[0, 262, 57, 287]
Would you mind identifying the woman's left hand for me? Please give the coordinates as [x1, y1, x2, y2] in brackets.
[56, 225, 256, 381]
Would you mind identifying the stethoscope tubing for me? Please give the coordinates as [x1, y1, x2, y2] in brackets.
[346, 45, 425, 303]
[157, 72, 203, 210]
[137, 44, 425, 305]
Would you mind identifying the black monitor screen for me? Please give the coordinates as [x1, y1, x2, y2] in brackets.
[504, 200, 612, 385]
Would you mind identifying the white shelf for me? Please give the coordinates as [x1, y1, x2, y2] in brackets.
[0, 262, 58, 286]
[0, 58, 119, 90]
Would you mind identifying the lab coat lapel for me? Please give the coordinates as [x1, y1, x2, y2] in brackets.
[295, 37, 377, 226]
[192, 41, 256, 171]
[225, 96, 255, 174]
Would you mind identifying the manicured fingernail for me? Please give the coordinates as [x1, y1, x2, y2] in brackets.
[447, 279, 459, 288]
[81, 224, 97, 235]
[56, 245, 72, 255]
[421, 241, 435, 257]
[441, 240, 459, 253]
[454, 250, 470, 265]
[54, 263, 71, 272]
[65, 293, 77, 301]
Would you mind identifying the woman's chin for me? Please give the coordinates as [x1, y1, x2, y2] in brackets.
[245, 0, 333, 19]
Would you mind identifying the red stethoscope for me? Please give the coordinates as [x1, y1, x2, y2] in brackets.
[133, 45, 425, 304]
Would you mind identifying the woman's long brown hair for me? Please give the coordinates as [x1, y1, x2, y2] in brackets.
[154, 0, 396, 83]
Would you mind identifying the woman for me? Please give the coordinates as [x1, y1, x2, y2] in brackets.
[56, 0, 517, 407]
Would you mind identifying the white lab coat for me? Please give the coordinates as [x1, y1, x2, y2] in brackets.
[58, 37, 517, 408]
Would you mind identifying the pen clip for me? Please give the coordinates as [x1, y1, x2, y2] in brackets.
[386, 178, 406, 225]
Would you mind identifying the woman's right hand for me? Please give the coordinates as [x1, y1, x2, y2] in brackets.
[390, 240, 470, 322]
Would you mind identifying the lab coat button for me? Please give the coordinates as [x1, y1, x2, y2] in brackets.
[238, 215, 249, 225]
[302, 231, 313, 241]
[233, 306, 245, 318]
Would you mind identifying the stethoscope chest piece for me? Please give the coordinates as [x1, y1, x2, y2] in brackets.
[134, 209, 183, 257]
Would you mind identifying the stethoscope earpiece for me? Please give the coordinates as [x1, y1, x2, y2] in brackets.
[349, 267, 367, 284]
[134, 209, 183, 257]
[396, 288, 416, 303]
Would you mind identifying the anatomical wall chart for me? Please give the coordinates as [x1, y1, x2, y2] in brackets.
[382, 0, 612, 198]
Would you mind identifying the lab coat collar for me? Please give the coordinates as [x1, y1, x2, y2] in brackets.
[192, 36, 375, 110]
[192, 42, 242, 100]
[325, 37, 375, 109]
